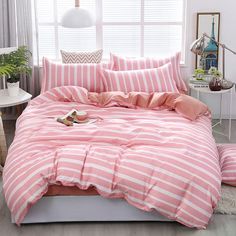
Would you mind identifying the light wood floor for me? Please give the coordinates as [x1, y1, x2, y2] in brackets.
[1, 119, 236, 236]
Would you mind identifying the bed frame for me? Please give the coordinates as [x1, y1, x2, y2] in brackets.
[12, 196, 171, 224]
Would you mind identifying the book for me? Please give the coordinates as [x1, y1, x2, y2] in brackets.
[190, 81, 208, 85]
[190, 84, 209, 88]
[189, 78, 209, 85]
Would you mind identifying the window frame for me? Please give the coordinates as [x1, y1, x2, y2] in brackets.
[33, 0, 187, 64]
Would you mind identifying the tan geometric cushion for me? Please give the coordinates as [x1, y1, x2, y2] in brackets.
[0, 112, 7, 166]
[61, 49, 103, 64]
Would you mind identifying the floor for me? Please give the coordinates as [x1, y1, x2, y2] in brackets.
[1, 119, 236, 236]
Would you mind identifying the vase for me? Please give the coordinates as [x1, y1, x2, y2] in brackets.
[209, 77, 221, 91]
[7, 81, 20, 96]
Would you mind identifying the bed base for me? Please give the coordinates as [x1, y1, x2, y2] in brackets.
[12, 196, 171, 224]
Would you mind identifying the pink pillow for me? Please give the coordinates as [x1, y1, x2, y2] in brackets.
[172, 94, 209, 121]
[41, 57, 111, 93]
[110, 52, 187, 92]
[101, 63, 179, 93]
[218, 144, 236, 186]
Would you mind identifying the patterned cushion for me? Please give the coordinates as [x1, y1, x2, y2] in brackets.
[41, 57, 111, 93]
[110, 52, 187, 92]
[61, 49, 103, 64]
[218, 144, 236, 186]
[101, 63, 179, 93]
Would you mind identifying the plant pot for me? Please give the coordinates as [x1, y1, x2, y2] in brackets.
[7, 81, 20, 96]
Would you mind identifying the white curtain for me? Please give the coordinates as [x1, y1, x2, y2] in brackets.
[0, 0, 41, 97]
[0, 0, 17, 47]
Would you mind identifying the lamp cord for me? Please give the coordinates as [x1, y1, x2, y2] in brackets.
[223, 47, 225, 79]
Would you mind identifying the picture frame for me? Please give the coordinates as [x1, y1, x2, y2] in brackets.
[195, 12, 220, 70]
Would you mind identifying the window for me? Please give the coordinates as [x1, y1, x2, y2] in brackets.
[33, 0, 186, 61]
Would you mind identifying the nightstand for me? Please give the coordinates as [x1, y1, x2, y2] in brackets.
[189, 84, 234, 140]
[0, 88, 32, 165]
[0, 88, 32, 109]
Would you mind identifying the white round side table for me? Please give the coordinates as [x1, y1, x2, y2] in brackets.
[189, 84, 234, 140]
[0, 88, 32, 108]
[0, 88, 32, 166]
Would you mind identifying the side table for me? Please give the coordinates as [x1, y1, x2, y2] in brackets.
[189, 84, 234, 140]
[0, 88, 32, 165]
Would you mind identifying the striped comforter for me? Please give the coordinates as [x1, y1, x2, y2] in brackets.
[3, 86, 221, 229]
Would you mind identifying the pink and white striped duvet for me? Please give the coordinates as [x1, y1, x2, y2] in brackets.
[3, 86, 221, 229]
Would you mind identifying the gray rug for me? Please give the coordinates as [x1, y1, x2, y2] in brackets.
[215, 184, 236, 215]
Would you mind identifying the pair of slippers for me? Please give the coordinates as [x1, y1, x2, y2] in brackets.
[57, 110, 88, 126]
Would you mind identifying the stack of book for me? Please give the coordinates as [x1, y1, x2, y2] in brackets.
[189, 77, 209, 88]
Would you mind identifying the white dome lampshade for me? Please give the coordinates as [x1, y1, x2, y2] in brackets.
[61, 0, 95, 28]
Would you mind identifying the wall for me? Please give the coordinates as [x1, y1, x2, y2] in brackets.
[183, 0, 236, 118]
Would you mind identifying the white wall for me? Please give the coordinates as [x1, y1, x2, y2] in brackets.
[183, 0, 236, 118]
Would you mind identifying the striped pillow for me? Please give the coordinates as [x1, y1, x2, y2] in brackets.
[101, 63, 179, 93]
[41, 57, 111, 93]
[110, 52, 187, 92]
[218, 144, 236, 186]
[61, 49, 103, 64]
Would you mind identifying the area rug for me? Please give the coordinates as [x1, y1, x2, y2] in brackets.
[215, 184, 236, 215]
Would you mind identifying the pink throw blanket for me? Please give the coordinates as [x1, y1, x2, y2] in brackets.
[3, 86, 220, 229]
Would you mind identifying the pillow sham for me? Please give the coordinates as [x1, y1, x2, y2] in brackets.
[110, 52, 187, 92]
[101, 63, 179, 93]
[61, 49, 103, 64]
[41, 57, 111, 93]
[218, 144, 236, 186]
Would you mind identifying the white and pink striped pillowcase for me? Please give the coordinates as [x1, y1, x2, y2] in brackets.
[110, 52, 187, 92]
[41, 57, 111, 93]
[218, 144, 236, 186]
[101, 63, 179, 93]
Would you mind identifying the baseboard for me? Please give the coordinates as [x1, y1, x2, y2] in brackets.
[212, 115, 236, 120]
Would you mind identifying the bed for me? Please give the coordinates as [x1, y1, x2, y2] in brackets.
[3, 85, 221, 229]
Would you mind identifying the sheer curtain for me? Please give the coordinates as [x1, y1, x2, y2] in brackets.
[0, 0, 40, 97]
[0, 0, 17, 47]
[0, 0, 41, 118]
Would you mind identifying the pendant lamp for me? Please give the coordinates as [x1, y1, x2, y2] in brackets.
[61, 0, 95, 28]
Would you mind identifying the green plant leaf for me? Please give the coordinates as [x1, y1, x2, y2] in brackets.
[0, 65, 14, 77]
[0, 46, 32, 82]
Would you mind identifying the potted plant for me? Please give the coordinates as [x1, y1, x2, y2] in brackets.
[208, 67, 222, 91]
[194, 68, 205, 80]
[0, 46, 32, 96]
